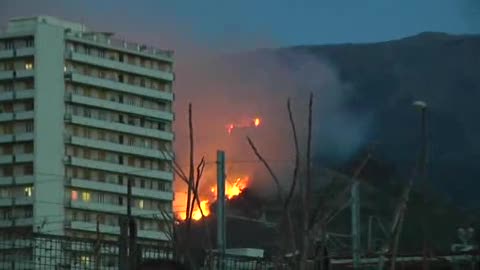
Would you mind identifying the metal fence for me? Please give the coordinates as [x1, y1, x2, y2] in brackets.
[0, 233, 172, 270]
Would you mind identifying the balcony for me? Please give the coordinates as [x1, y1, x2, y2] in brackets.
[0, 217, 33, 228]
[0, 197, 33, 207]
[66, 34, 173, 62]
[66, 93, 173, 121]
[69, 200, 173, 219]
[68, 72, 173, 101]
[66, 114, 174, 141]
[0, 153, 34, 164]
[0, 175, 34, 186]
[67, 220, 169, 241]
[0, 132, 34, 143]
[0, 47, 35, 60]
[67, 51, 173, 81]
[69, 178, 173, 201]
[0, 70, 34, 81]
[0, 110, 34, 122]
[67, 135, 173, 160]
[0, 89, 35, 101]
[65, 156, 173, 181]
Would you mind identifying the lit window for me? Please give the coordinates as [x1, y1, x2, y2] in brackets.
[82, 192, 91, 202]
[25, 63, 33, 70]
[24, 187, 33, 197]
[138, 200, 144, 209]
[71, 190, 78, 201]
[80, 255, 91, 265]
[64, 66, 67, 72]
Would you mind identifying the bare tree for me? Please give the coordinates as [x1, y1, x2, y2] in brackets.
[159, 103, 211, 269]
[246, 93, 316, 269]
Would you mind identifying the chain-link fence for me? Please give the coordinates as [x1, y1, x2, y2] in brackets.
[0, 233, 172, 270]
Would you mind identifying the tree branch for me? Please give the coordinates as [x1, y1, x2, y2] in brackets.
[246, 136, 285, 203]
[284, 98, 300, 211]
[186, 103, 195, 226]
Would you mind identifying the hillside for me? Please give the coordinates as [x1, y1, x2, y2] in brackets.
[278, 32, 480, 207]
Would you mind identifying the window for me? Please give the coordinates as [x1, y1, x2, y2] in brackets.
[84, 149, 91, 159]
[71, 190, 78, 201]
[25, 39, 34, 47]
[2, 209, 11, 219]
[82, 192, 91, 202]
[140, 179, 145, 188]
[158, 122, 166, 131]
[138, 200, 144, 209]
[127, 137, 134, 146]
[24, 164, 33, 175]
[98, 50, 106, 58]
[26, 80, 34, 89]
[98, 131, 105, 140]
[24, 144, 33, 154]
[83, 108, 91, 118]
[24, 208, 32, 218]
[140, 78, 146, 87]
[4, 41, 13, 50]
[98, 193, 104, 203]
[25, 121, 33, 132]
[99, 71, 106, 79]
[24, 187, 33, 197]
[25, 101, 34, 111]
[72, 210, 78, 220]
[3, 166, 13, 177]
[25, 62, 33, 70]
[85, 47, 91, 55]
[98, 111, 107, 121]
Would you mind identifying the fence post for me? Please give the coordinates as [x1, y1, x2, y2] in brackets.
[119, 217, 129, 270]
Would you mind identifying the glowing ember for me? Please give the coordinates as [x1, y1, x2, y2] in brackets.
[175, 176, 249, 221]
[226, 117, 262, 134]
[254, 118, 261, 127]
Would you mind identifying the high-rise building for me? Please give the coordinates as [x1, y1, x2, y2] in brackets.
[0, 15, 174, 247]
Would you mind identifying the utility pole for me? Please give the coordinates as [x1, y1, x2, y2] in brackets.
[127, 177, 138, 270]
[367, 216, 373, 253]
[118, 178, 138, 270]
[94, 217, 101, 270]
[414, 101, 429, 270]
[216, 150, 226, 270]
[351, 179, 361, 269]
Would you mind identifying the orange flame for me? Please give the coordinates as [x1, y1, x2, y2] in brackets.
[253, 117, 261, 127]
[226, 117, 262, 135]
[176, 176, 249, 221]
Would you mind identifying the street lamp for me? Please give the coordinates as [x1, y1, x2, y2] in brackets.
[413, 100, 429, 270]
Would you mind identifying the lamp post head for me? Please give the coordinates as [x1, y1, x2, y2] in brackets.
[413, 100, 427, 109]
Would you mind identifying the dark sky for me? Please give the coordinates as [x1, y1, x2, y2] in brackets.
[1, 0, 480, 51]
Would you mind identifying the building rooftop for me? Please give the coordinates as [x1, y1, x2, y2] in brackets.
[7, 15, 88, 33]
[3, 15, 173, 59]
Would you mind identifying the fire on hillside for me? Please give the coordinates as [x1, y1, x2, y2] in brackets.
[174, 176, 249, 221]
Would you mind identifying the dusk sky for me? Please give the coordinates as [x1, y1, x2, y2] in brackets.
[1, 0, 480, 51]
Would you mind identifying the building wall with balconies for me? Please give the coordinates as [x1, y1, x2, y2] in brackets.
[0, 16, 174, 245]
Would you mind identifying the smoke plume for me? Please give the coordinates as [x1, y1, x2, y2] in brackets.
[170, 40, 370, 197]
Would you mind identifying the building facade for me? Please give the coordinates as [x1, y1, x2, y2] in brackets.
[0, 15, 174, 250]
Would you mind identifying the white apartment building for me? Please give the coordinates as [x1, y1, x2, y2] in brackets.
[0, 15, 175, 250]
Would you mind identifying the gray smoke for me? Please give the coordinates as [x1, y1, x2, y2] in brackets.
[171, 45, 371, 195]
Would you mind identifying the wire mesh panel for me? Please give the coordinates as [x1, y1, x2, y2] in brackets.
[0, 233, 173, 270]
